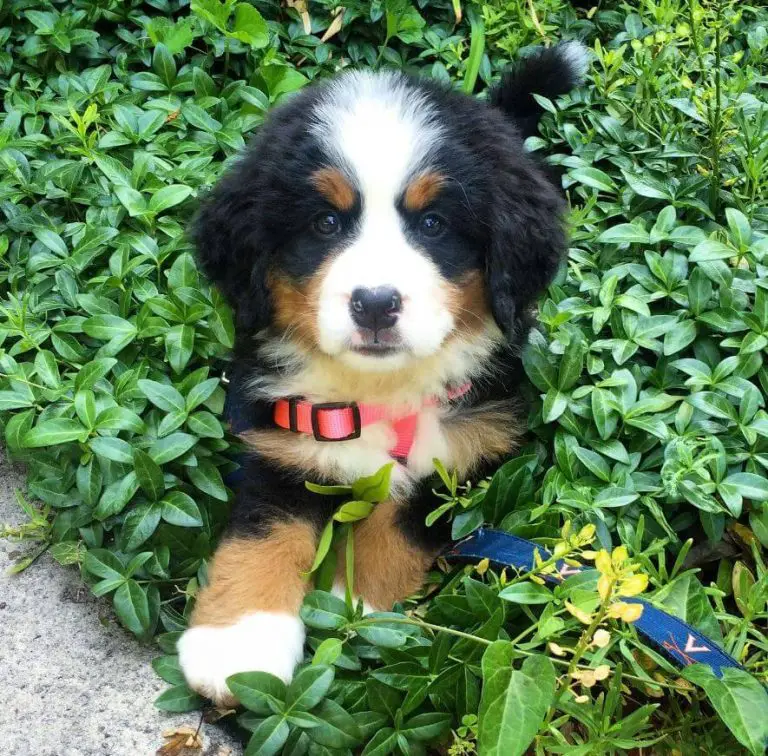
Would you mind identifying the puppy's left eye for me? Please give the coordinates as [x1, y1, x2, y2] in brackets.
[313, 212, 341, 236]
[420, 213, 445, 238]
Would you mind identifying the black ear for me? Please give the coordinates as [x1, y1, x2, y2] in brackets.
[193, 155, 272, 333]
[487, 163, 566, 338]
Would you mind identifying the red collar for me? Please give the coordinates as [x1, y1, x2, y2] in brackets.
[273, 382, 472, 461]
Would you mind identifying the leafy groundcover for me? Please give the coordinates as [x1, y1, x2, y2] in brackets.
[2, 0, 768, 754]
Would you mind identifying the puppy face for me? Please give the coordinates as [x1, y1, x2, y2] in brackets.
[266, 73, 493, 371]
[195, 70, 566, 375]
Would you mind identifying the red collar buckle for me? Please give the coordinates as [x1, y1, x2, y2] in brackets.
[310, 402, 361, 442]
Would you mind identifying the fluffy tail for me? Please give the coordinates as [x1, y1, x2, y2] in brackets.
[490, 41, 589, 139]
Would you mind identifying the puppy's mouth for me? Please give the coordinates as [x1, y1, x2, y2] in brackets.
[349, 327, 405, 357]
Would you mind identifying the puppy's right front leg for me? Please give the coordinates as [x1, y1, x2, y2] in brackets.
[178, 518, 317, 707]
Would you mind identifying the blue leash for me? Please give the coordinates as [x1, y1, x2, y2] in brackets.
[446, 528, 744, 678]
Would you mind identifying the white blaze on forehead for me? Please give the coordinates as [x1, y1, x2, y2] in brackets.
[310, 70, 443, 204]
[310, 71, 453, 364]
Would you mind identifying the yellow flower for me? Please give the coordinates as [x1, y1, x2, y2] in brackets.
[608, 601, 644, 623]
[548, 642, 567, 657]
[612, 545, 628, 567]
[593, 665, 610, 681]
[598, 573, 613, 602]
[592, 629, 611, 648]
[595, 549, 612, 575]
[577, 524, 596, 545]
[618, 573, 648, 597]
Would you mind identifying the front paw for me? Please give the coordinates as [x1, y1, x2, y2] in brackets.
[177, 611, 305, 707]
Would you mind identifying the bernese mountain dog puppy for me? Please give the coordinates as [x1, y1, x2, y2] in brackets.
[178, 42, 588, 706]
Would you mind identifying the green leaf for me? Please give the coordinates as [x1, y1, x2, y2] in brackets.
[721, 473, 768, 501]
[597, 224, 650, 244]
[154, 684, 204, 712]
[149, 184, 193, 214]
[161, 491, 203, 527]
[83, 315, 137, 342]
[90, 436, 134, 464]
[352, 463, 394, 502]
[333, 500, 374, 523]
[5, 409, 35, 452]
[689, 240, 736, 262]
[574, 447, 611, 481]
[300, 591, 348, 630]
[186, 410, 224, 438]
[0, 392, 35, 411]
[34, 350, 60, 388]
[478, 643, 556, 756]
[114, 185, 147, 216]
[400, 712, 452, 741]
[312, 638, 343, 666]
[461, 8, 485, 94]
[185, 378, 220, 411]
[361, 728, 398, 756]
[94, 472, 139, 519]
[231, 2, 269, 48]
[687, 392, 737, 422]
[95, 407, 145, 433]
[570, 167, 615, 193]
[356, 615, 410, 648]
[663, 320, 697, 355]
[498, 582, 553, 604]
[151, 655, 186, 686]
[305, 698, 362, 748]
[683, 665, 768, 755]
[74, 390, 97, 428]
[34, 228, 67, 256]
[138, 379, 185, 412]
[245, 715, 290, 756]
[120, 503, 161, 551]
[187, 459, 228, 501]
[133, 449, 165, 500]
[228, 672, 287, 715]
[83, 548, 125, 581]
[75, 358, 117, 391]
[149, 432, 197, 464]
[23, 419, 88, 447]
[286, 664, 334, 711]
[113, 579, 150, 635]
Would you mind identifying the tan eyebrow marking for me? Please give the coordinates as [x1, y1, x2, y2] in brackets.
[403, 172, 446, 211]
[311, 167, 356, 211]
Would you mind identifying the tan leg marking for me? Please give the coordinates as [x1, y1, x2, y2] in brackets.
[339, 500, 436, 611]
[191, 520, 317, 627]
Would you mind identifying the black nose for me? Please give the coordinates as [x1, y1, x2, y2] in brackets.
[350, 286, 402, 331]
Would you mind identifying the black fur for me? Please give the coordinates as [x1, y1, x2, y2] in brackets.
[490, 42, 586, 140]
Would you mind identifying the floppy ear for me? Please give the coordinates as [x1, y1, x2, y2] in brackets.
[486, 162, 566, 338]
[193, 157, 272, 333]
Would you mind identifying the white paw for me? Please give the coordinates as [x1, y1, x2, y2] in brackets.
[177, 612, 305, 706]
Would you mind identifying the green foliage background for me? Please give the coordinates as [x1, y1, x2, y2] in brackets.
[2, 0, 768, 753]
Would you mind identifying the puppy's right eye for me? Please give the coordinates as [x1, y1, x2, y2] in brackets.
[313, 212, 341, 236]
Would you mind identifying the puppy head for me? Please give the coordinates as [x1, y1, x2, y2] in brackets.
[194, 67, 570, 373]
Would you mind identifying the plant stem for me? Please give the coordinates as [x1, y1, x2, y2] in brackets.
[540, 578, 614, 733]
[349, 616, 493, 646]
